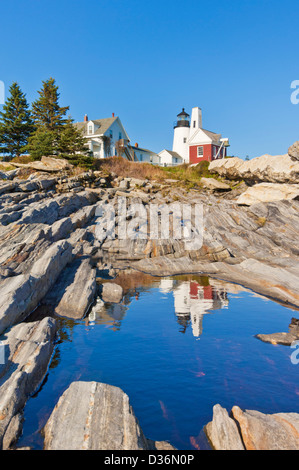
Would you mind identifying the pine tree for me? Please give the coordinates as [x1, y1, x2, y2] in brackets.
[25, 127, 57, 160]
[31, 77, 69, 131]
[0, 82, 34, 158]
[57, 117, 88, 155]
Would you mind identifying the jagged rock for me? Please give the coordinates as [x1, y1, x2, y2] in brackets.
[205, 404, 245, 450]
[0, 240, 72, 335]
[209, 154, 299, 184]
[289, 141, 299, 161]
[101, 282, 123, 303]
[50, 216, 73, 242]
[236, 183, 299, 205]
[10, 156, 73, 172]
[200, 177, 231, 191]
[205, 404, 299, 450]
[41, 258, 97, 319]
[0, 182, 17, 195]
[231, 406, 299, 450]
[0, 317, 57, 449]
[129, 178, 147, 188]
[256, 317, 299, 345]
[43, 381, 175, 450]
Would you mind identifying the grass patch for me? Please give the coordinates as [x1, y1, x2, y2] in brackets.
[0, 163, 15, 172]
[161, 160, 216, 187]
[92, 156, 168, 181]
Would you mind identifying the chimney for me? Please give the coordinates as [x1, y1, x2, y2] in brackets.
[84, 114, 88, 122]
[112, 112, 115, 117]
[135, 143, 138, 148]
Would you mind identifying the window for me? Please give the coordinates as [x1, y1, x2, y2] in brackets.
[119, 132, 122, 140]
[88, 125, 93, 135]
[193, 121, 196, 128]
[183, 138, 187, 143]
[140, 154, 143, 161]
[197, 146, 204, 157]
[110, 130, 113, 139]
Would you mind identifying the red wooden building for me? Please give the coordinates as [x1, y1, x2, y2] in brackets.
[165, 106, 229, 166]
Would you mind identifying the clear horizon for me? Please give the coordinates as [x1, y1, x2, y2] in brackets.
[1, 0, 298, 159]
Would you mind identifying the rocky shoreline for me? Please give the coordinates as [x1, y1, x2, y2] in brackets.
[0, 149, 299, 450]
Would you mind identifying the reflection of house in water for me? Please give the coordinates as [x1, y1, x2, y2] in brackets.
[161, 279, 229, 337]
[88, 298, 128, 331]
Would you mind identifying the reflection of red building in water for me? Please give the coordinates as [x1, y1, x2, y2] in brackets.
[190, 282, 213, 300]
[161, 279, 228, 337]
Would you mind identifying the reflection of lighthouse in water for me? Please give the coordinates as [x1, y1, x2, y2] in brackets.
[163, 280, 228, 337]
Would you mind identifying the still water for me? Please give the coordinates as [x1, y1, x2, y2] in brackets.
[18, 273, 299, 450]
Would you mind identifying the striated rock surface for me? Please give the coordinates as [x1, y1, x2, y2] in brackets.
[231, 406, 299, 450]
[236, 183, 299, 205]
[0, 159, 299, 450]
[0, 317, 57, 449]
[209, 154, 299, 184]
[200, 177, 231, 191]
[41, 257, 97, 319]
[205, 404, 299, 450]
[43, 381, 175, 450]
[0, 240, 72, 335]
[205, 404, 245, 450]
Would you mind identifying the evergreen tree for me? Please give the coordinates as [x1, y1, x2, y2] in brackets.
[25, 127, 57, 160]
[57, 117, 88, 155]
[0, 82, 34, 157]
[31, 77, 69, 131]
[27, 78, 91, 164]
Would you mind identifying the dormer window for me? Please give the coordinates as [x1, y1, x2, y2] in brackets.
[88, 124, 93, 135]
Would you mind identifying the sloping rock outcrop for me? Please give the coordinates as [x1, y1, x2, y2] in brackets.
[10, 156, 74, 172]
[205, 404, 299, 450]
[40, 257, 97, 319]
[200, 177, 231, 191]
[0, 317, 57, 449]
[209, 154, 299, 184]
[0, 240, 72, 335]
[236, 182, 299, 205]
[0, 159, 299, 449]
[43, 381, 175, 450]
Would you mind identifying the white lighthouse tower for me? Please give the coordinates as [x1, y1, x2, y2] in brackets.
[172, 108, 190, 163]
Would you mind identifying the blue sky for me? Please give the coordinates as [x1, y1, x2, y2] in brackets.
[1, 0, 298, 158]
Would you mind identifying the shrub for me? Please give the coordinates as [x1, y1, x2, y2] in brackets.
[63, 154, 94, 170]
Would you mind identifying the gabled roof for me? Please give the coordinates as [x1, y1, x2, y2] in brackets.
[128, 145, 157, 155]
[188, 128, 221, 144]
[74, 116, 129, 140]
[74, 117, 117, 135]
[158, 149, 183, 159]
